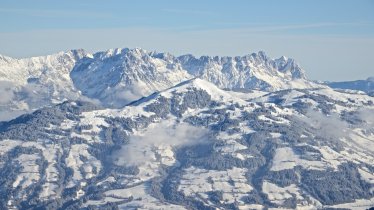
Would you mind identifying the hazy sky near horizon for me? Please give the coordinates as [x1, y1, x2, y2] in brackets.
[0, 0, 373, 81]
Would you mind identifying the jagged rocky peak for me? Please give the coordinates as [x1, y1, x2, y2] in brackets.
[149, 50, 175, 61]
[176, 50, 307, 80]
[97, 47, 173, 60]
[247, 50, 269, 63]
[88, 47, 177, 66]
[100, 48, 308, 79]
[27, 49, 89, 63]
[70, 47, 192, 107]
[96, 47, 144, 58]
[67, 48, 91, 60]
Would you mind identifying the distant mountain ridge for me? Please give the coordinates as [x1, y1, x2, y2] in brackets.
[324, 77, 374, 96]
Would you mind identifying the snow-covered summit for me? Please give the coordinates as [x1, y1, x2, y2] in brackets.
[160, 77, 244, 103]
[69, 48, 318, 104]
[70, 48, 192, 107]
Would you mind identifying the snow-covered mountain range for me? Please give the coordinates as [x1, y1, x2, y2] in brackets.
[0, 48, 320, 121]
[0, 48, 373, 209]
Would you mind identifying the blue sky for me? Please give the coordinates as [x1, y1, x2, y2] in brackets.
[0, 0, 373, 81]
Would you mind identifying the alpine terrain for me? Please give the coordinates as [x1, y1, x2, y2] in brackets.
[0, 48, 373, 209]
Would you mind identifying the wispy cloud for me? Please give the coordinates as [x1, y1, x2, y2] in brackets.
[0, 8, 113, 19]
[161, 8, 213, 15]
[193, 22, 374, 33]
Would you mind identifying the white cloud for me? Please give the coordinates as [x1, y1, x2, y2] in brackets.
[0, 81, 16, 104]
[100, 82, 148, 108]
[302, 109, 350, 140]
[299, 108, 374, 141]
[115, 122, 209, 166]
[357, 108, 374, 125]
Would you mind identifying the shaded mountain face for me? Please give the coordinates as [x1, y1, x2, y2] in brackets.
[0, 48, 319, 121]
[325, 77, 374, 96]
[0, 78, 373, 209]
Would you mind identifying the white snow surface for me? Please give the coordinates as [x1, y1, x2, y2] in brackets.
[178, 167, 253, 205]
